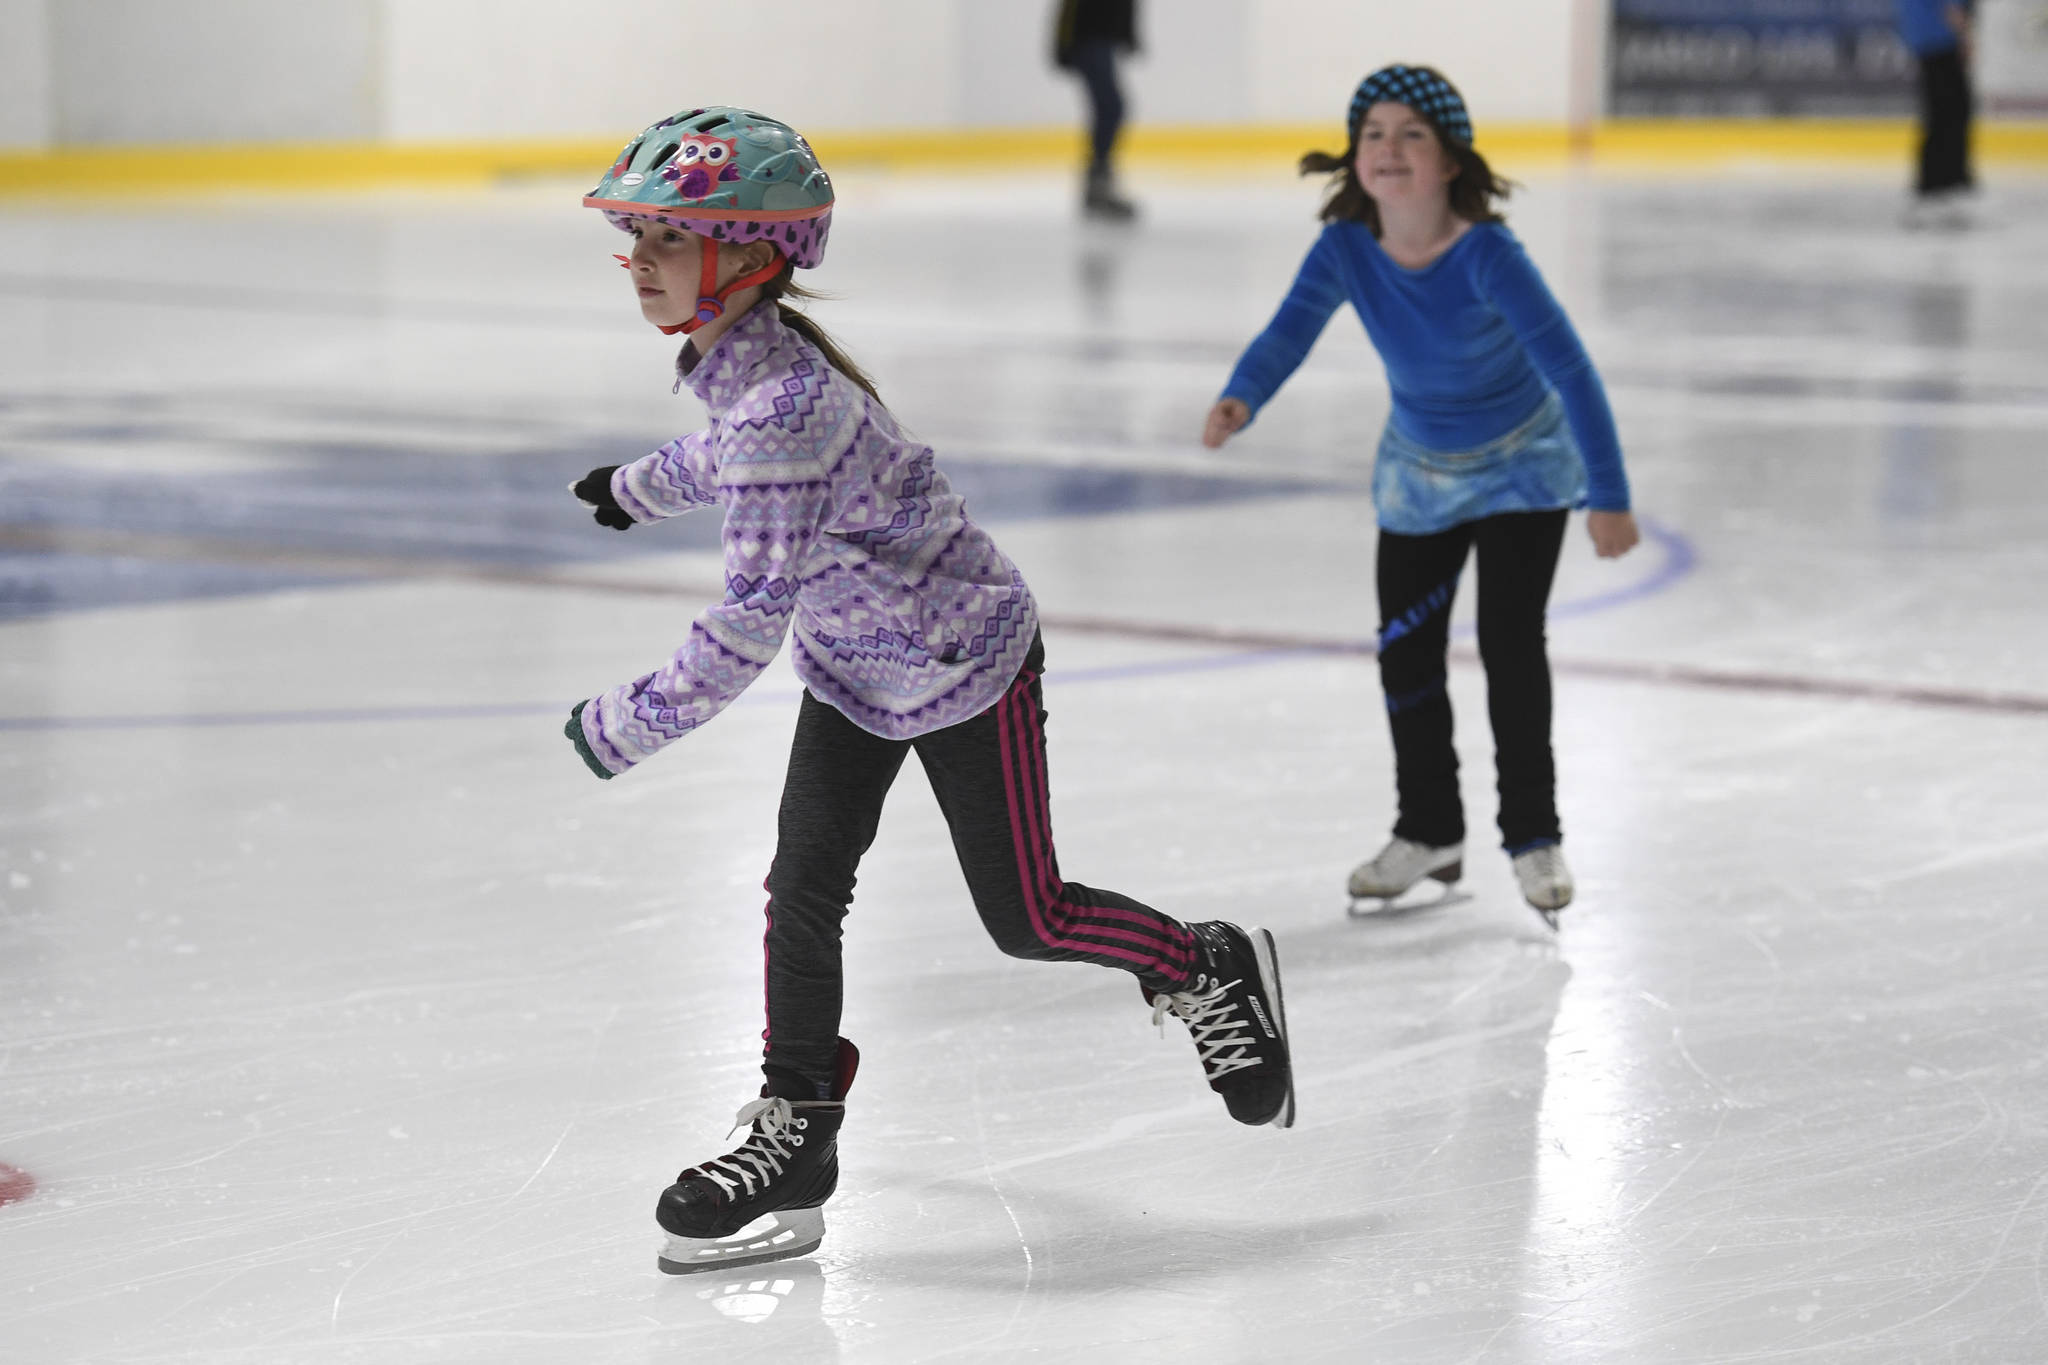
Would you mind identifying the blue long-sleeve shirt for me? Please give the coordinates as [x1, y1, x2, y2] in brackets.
[1896, 0, 1966, 56]
[1221, 219, 1630, 514]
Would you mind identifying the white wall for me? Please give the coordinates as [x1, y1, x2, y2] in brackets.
[394, 0, 1594, 139]
[1244, 0, 1580, 126]
[1981, 0, 2048, 115]
[0, 0, 54, 148]
[7, 0, 1593, 151]
[381, 0, 961, 141]
[45, 0, 379, 144]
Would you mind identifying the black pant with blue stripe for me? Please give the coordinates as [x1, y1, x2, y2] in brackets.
[1374, 509, 1569, 853]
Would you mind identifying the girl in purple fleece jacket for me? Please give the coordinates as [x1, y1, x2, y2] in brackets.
[561, 106, 1295, 1276]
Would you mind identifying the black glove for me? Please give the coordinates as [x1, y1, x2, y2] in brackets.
[569, 466, 633, 531]
[565, 701, 614, 780]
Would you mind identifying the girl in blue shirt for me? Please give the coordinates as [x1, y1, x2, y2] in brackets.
[1204, 65, 1640, 925]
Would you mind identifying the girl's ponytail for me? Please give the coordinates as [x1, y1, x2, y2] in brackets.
[758, 263, 883, 404]
[1298, 148, 1349, 177]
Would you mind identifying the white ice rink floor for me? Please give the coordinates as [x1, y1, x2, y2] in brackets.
[3, 159, 2048, 1363]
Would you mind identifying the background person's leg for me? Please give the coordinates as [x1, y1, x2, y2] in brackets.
[1925, 48, 1972, 196]
[1072, 37, 1136, 220]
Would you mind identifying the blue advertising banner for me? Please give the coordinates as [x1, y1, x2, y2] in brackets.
[1611, 0, 1919, 115]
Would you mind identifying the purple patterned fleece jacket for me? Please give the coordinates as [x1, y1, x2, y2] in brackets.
[576, 304, 1038, 776]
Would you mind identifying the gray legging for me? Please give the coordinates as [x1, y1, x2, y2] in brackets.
[758, 632, 1196, 1089]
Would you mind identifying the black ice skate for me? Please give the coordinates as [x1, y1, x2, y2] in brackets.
[655, 1038, 858, 1275]
[1151, 921, 1295, 1128]
[1082, 165, 1139, 222]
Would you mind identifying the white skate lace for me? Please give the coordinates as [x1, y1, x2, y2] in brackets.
[1152, 976, 1261, 1080]
[696, 1097, 807, 1200]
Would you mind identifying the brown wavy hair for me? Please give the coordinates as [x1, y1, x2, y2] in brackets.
[1299, 108, 1513, 236]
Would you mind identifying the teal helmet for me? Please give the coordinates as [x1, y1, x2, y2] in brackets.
[584, 106, 834, 269]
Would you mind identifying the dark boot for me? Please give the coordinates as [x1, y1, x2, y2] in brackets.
[655, 1037, 859, 1274]
[1083, 165, 1138, 222]
[1149, 922, 1294, 1127]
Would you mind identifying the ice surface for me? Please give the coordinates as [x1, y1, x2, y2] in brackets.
[2, 161, 2046, 1363]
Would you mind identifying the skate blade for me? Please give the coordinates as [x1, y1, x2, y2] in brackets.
[1249, 928, 1297, 1130]
[1346, 884, 1471, 920]
[656, 1206, 826, 1276]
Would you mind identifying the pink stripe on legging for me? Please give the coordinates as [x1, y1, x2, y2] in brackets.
[997, 672, 1192, 979]
[759, 872, 776, 1051]
[1067, 920, 1194, 952]
[1014, 686, 1195, 973]
[1009, 681, 1194, 968]
[1011, 684, 1194, 974]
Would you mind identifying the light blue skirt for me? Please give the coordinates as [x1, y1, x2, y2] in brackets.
[1372, 391, 1588, 536]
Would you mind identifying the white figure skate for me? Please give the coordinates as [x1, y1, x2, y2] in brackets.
[1346, 837, 1465, 917]
[1512, 844, 1573, 930]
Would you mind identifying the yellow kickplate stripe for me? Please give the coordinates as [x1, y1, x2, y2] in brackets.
[2, 119, 2045, 195]
[0, 138, 618, 194]
[1588, 118, 2048, 163]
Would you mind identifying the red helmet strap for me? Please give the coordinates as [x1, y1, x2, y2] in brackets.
[660, 239, 789, 336]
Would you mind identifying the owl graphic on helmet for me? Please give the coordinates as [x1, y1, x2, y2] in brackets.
[661, 135, 744, 205]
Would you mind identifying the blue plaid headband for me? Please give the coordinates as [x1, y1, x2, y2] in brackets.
[1346, 65, 1474, 147]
